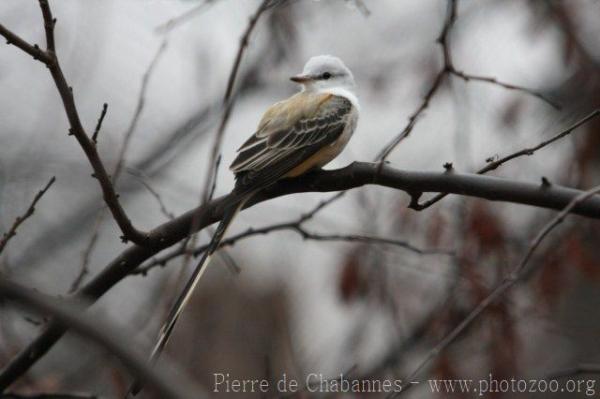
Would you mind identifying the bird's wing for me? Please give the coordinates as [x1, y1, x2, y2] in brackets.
[229, 93, 353, 191]
[233, 92, 330, 153]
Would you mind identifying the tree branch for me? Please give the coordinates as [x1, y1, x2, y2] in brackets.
[180, 0, 276, 278]
[0, 1, 150, 246]
[155, 0, 219, 34]
[70, 39, 168, 292]
[0, 177, 56, 255]
[113, 39, 167, 183]
[377, 0, 455, 161]
[449, 69, 560, 110]
[2, 162, 600, 390]
[411, 109, 600, 210]
[378, 0, 558, 162]
[0, 278, 199, 398]
[199, 0, 273, 205]
[132, 217, 452, 276]
[91, 103, 108, 144]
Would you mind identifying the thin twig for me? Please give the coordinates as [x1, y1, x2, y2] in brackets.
[91, 103, 108, 144]
[394, 185, 600, 397]
[113, 40, 168, 182]
[69, 213, 102, 293]
[378, 0, 558, 162]
[132, 205, 451, 277]
[294, 229, 454, 256]
[199, 0, 273, 205]
[377, 71, 447, 161]
[133, 221, 451, 276]
[178, 0, 275, 278]
[0, 177, 55, 255]
[411, 109, 600, 210]
[449, 69, 560, 110]
[137, 180, 176, 220]
[155, 0, 219, 34]
[480, 110, 599, 173]
[377, 0, 457, 162]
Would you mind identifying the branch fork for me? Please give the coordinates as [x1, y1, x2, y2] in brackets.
[0, 1, 152, 246]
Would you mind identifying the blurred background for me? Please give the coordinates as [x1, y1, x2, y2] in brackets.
[1, 0, 600, 397]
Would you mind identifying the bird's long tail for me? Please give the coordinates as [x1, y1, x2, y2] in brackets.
[128, 192, 252, 396]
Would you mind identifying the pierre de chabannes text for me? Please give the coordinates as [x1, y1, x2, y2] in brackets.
[213, 373, 404, 394]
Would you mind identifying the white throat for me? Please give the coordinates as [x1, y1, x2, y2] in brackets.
[302, 83, 360, 111]
[320, 86, 360, 111]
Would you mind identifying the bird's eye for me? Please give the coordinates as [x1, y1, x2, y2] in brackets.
[322, 72, 332, 80]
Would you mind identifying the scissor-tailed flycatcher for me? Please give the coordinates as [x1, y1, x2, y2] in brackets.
[131, 54, 359, 395]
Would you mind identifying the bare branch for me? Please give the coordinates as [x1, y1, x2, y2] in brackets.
[70, 39, 169, 291]
[0, 277, 200, 399]
[91, 103, 108, 144]
[395, 185, 600, 397]
[449, 69, 561, 110]
[291, 228, 454, 256]
[411, 109, 600, 210]
[377, 0, 456, 161]
[199, 0, 273, 204]
[137, 179, 176, 221]
[377, 71, 447, 161]
[0, 1, 150, 245]
[38, 0, 55, 52]
[155, 0, 219, 34]
[132, 217, 451, 276]
[0, 23, 52, 64]
[378, 0, 558, 162]
[68, 214, 102, 293]
[479, 109, 599, 173]
[0, 177, 55, 255]
[175, 0, 278, 286]
[113, 40, 168, 182]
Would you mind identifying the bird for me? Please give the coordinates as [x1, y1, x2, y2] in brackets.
[129, 54, 359, 395]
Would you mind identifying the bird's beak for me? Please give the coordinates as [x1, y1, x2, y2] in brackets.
[290, 74, 312, 83]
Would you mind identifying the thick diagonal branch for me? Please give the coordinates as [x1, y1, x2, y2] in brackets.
[0, 278, 200, 398]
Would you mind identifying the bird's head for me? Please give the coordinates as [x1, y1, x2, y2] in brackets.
[290, 55, 355, 92]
